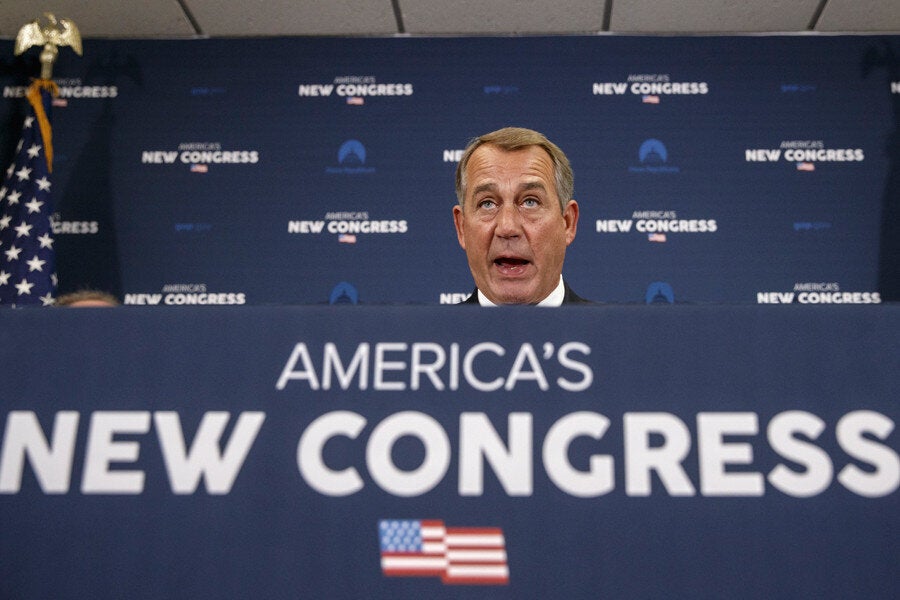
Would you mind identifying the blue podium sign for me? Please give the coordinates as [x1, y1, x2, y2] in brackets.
[1, 305, 897, 598]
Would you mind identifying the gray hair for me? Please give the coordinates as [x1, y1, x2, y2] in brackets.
[455, 127, 574, 212]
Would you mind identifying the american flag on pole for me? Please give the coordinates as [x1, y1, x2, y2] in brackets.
[379, 519, 509, 585]
[0, 80, 57, 306]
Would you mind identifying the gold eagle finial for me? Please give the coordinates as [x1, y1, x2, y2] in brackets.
[14, 13, 83, 79]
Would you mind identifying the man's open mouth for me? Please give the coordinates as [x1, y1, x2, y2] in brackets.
[494, 257, 530, 275]
[494, 257, 529, 267]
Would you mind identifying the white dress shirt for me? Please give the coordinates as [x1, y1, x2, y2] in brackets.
[476, 275, 565, 306]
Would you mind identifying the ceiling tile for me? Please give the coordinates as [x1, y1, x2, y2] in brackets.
[610, 0, 821, 33]
[399, 0, 606, 34]
[816, 0, 900, 32]
[186, 0, 398, 36]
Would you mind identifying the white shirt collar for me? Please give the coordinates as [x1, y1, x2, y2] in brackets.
[476, 276, 565, 306]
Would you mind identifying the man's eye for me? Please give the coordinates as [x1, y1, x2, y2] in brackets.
[477, 199, 497, 209]
[522, 197, 539, 208]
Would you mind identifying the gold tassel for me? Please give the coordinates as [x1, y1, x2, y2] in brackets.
[25, 79, 59, 173]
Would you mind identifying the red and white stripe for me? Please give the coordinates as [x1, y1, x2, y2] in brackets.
[442, 527, 509, 585]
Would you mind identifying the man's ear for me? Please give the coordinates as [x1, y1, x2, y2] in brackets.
[453, 204, 466, 249]
[564, 200, 579, 246]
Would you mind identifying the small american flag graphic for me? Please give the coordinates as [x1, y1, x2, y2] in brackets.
[796, 162, 815, 171]
[379, 519, 509, 585]
[642, 95, 660, 104]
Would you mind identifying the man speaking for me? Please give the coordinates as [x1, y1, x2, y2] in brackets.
[453, 127, 588, 305]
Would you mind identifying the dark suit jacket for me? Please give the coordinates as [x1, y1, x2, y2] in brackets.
[460, 281, 591, 305]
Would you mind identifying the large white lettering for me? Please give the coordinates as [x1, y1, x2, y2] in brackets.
[297, 411, 366, 496]
[0, 411, 79, 493]
[459, 413, 533, 496]
[542, 411, 613, 497]
[3, 409, 896, 499]
[366, 412, 450, 497]
[154, 412, 265, 494]
[767, 411, 833, 497]
[698, 413, 763, 496]
[0, 411, 264, 495]
[836, 411, 900, 497]
[624, 413, 696, 496]
[82, 412, 151, 494]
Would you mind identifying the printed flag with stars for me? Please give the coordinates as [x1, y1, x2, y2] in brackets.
[379, 519, 509, 585]
[0, 81, 57, 306]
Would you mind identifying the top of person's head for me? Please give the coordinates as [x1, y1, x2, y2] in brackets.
[55, 290, 120, 307]
[455, 127, 574, 211]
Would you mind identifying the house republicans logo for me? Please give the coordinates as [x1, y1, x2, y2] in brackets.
[757, 282, 880, 305]
[289, 210, 408, 241]
[629, 139, 679, 173]
[141, 142, 259, 171]
[646, 282, 675, 304]
[330, 282, 359, 305]
[596, 211, 715, 242]
[745, 140, 864, 171]
[299, 75, 414, 105]
[594, 74, 708, 104]
[123, 283, 247, 305]
[326, 140, 375, 174]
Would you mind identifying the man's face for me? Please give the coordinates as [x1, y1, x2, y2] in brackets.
[453, 144, 578, 304]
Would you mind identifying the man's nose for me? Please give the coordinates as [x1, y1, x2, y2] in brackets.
[495, 202, 523, 237]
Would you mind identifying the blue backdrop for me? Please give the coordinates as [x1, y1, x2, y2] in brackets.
[1, 34, 898, 305]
